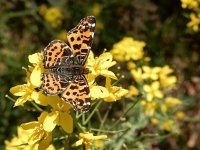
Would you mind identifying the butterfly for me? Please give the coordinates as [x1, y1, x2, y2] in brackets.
[39, 16, 96, 112]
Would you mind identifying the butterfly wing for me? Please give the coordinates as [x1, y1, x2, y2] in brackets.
[67, 16, 96, 65]
[60, 75, 91, 112]
[39, 73, 71, 96]
[42, 40, 74, 68]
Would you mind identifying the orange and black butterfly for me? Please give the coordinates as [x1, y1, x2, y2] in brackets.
[39, 16, 96, 112]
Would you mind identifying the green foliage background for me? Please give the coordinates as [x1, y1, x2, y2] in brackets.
[0, 0, 199, 149]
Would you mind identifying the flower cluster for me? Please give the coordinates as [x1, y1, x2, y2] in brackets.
[181, 0, 200, 32]
[110, 37, 184, 132]
[6, 38, 128, 148]
[39, 4, 63, 28]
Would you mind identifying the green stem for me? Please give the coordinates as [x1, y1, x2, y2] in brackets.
[91, 128, 129, 134]
[109, 97, 140, 129]
[83, 100, 102, 125]
[30, 101, 43, 112]
[5, 95, 16, 102]
[98, 104, 112, 134]
[53, 135, 69, 142]
[71, 111, 85, 132]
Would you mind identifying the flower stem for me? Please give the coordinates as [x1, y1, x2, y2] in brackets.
[30, 101, 43, 112]
[83, 100, 102, 125]
[109, 97, 140, 130]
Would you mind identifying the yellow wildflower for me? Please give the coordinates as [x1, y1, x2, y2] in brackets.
[165, 97, 182, 107]
[151, 117, 158, 125]
[57, 30, 67, 42]
[91, 3, 102, 16]
[110, 37, 145, 62]
[86, 51, 117, 83]
[142, 66, 160, 80]
[143, 81, 163, 101]
[90, 84, 110, 100]
[5, 126, 55, 150]
[131, 68, 143, 82]
[159, 65, 176, 87]
[72, 132, 107, 150]
[187, 13, 200, 32]
[160, 120, 174, 131]
[10, 53, 44, 106]
[125, 85, 139, 98]
[181, 0, 199, 9]
[175, 111, 185, 119]
[104, 77, 128, 102]
[141, 100, 157, 116]
[39, 5, 63, 28]
[43, 97, 73, 133]
[20, 112, 53, 149]
[127, 61, 136, 70]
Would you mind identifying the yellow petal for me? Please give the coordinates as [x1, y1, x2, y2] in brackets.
[143, 85, 151, 92]
[72, 139, 83, 147]
[21, 121, 39, 130]
[59, 112, 73, 133]
[38, 111, 49, 122]
[14, 94, 30, 107]
[100, 70, 117, 80]
[30, 66, 42, 87]
[28, 129, 45, 144]
[38, 133, 53, 150]
[43, 111, 59, 132]
[28, 53, 42, 64]
[90, 86, 110, 99]
[152, 81, 160, 90]
[10, 84, 27, 96]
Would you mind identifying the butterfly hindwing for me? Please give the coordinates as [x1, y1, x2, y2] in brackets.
[39, 73, 70, 96]
[43, 40, 74, 68]
[60, 75, 91, 112]
[67, 16, 96, 65]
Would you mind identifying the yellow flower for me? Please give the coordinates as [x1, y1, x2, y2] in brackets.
[39, 5, 63, 28]
[125, 85, 139, 98]
[151, 117, 158, 125]
[159, 65, 177, 87]
[5, 126, 55, 150]
[90, 84, 110, 100]
[110, 37, 145, 62]
[143, 81, 163, 101]
[39, 4, 48, 16]
[141, 100, 157, 116]
[43, 97, 73, 133]
[20, 112, 53, 149]
[165, 97, 182, 107]
[187, 13, 200, 32]
[9, 53, 44, 107]
[91, 3, 102, 16]
[175, 111, 185, 119]
[181, 0, 199, 9]
[104, 77, 128, 102]
[86, 51, 117, 83]
[160, 120, 174, 131]
[57, 30, 67, 42]
[142, 66, 160, 80]
[72, 132, 107, 150]
[127, 61, 136, 70]
[10, 83, 38, 107]
[131, 68, 143, 82]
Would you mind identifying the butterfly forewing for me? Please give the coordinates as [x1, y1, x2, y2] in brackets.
[67, 16, 96, 65]
[60, 75, 91, 112]
[43, 40, 74, 68]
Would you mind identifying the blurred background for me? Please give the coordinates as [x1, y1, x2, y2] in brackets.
[0, 0, 199, 149]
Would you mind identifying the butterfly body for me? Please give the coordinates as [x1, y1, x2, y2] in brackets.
[39, 16, 95, 112]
